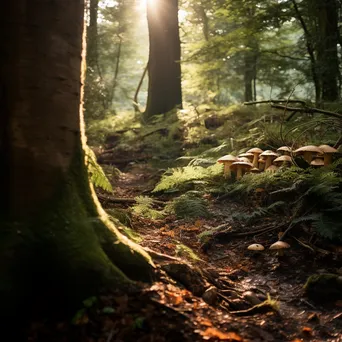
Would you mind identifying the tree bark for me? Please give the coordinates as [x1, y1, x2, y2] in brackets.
[315, 0, 339, 102]
[0, 0, 154, 330]
[144, 0, 182, 120]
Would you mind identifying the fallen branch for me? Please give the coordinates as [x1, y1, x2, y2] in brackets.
[97, 193, 165, 205]
[271, 104, 342, 120]
[244, 99, 307, 106]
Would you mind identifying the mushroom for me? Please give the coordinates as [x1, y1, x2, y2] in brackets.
[247, 244, 265, 251]
[294, 145, 323, 164]
[269, 241, 290, 256]
[250, 167, 261, 174]
[247, 147, 264, 168]
[277, 146, 292, 156]
[318, 145, 338, 166]
[310, 157, 324, 167]
[239, 156, 253, 163]
[265, 164, 279, 173]
[230, 161, 253, 180]
[238, 152, 254, 163]
[259, 150, 279, 169]
[273, 155, 293, 168]
[217, 155, 238, 178]
[258, 158, 266, 171]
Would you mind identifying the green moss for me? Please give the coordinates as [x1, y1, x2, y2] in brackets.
[0, 142, 154, 321]
[304, 273, 342, 301]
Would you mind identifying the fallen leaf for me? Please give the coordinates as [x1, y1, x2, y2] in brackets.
[195, 220, 203, 227]
[200, 328, 243, 341]
[302, 326, 313, 335]
[198, 318, 213, 327]
[165, 291, 183, 305]
[161, 230, 175, 237]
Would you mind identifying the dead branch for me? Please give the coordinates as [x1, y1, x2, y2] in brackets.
[97, 193, 165, 205]
[244, 99, 307, 106]
[271, 104, 342, 120]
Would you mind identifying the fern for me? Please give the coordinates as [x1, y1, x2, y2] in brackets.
[132, 196, 165, 220]
[84, 145, 113, 192]
[232, 201, 286, 223]
[153, 164, 222, 193]
[166, 192, 210, 219]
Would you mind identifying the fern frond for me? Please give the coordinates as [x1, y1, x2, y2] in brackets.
[84, 145, 113, 192]
[132, 196, 165, 220]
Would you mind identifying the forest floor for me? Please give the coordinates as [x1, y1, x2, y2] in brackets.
[29, 162, 342, 342]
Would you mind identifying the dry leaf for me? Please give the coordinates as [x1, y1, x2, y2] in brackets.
[200, 328, 243, 341]
[195, 220, 203, 227]
[302, 326, 313, 335]
[198, 318, 213, 327]
[161, 230, 175, 237]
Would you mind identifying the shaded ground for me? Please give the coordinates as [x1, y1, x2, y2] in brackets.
[29, 163, 342, 342]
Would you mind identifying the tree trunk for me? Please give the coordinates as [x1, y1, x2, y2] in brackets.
[144, 0, 182, 121]
[0, 0, 154, 330]
[315, 0, 339, 102]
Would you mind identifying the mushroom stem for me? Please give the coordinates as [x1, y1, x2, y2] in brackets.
[303, 151, 313, 163]
[223, 163, 232, 178]
[323, 154, 333, 166]
[236, 167, 243, 180]
[265, 156, 272, 169]
[252, 154, 259, 168]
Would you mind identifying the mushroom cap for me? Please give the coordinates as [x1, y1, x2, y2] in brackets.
[230, 161, 253, 170]
[277, 146, 292, 153]
[265, 165, 279, 172]
[217, 154, 238, 163]
[311, 158, 324, 166]
[250, 167, 261, 173]
[238, 152, 254, 160]
[269, 241, 290, 250]
[318, 145, 338, 154]
[294, 145, 323, 154]
[239, 157, 253, 163]
[260, 150, 278, 158]
[247, 147, 263, 154]
[247, 243, 265, 251]
[273, 155, 293, 165]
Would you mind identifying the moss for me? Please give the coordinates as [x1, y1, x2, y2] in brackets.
[0, 142, 154, 322]
[304, 273, 342, 301]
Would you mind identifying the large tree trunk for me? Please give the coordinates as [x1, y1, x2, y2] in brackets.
[144, 0, 182, 121]
[0, 0, 154, 331]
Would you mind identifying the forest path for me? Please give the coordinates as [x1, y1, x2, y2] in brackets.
[96, 162, 342, 342]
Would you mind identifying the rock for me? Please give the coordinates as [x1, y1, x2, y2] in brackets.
[242, 291, 262, 306]
[202, 286, 218, 305]
[204, 115, 225, 129]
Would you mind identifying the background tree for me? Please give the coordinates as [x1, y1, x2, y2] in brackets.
[144, 0, 183, 120]
[0, 0, 154, 331]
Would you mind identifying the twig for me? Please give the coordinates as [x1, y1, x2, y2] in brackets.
[290, 235, 315, 252]
[97, 193, 165, 205]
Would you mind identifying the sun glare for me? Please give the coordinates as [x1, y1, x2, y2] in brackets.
[137, 0, 188, 23]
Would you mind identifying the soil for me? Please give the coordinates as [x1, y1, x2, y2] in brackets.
[28, 163, 342, 342]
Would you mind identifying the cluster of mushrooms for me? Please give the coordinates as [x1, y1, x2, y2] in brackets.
[217, 144, 339, 180]
[247, 241, 290, 256]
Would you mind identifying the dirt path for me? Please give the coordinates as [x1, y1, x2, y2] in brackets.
[30, 163, 342, 341]
[102, 164, 342, 342]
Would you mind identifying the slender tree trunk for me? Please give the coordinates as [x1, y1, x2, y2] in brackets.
[0, 0, 153, 331]
[144, 0, 182, 120]
[133, 63, 148, 113]
[292, 0, 321, 104]
[315, 0, 339, 102]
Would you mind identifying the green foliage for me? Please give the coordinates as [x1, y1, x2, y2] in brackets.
[153, 164, 222, 193]
[166, 192, 210, 219]
[84, 145, 113, 192]
[232, 201, 286, 223]
[132, 196, 164, 220]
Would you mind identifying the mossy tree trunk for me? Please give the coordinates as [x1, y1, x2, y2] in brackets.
[144, 0, 182, 121]
[0, 0, 154, 326]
